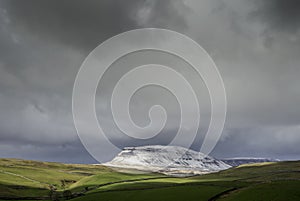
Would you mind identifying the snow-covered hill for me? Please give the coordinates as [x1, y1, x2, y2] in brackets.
[104, 145, 231, 176]
[221, 157, 280, 167]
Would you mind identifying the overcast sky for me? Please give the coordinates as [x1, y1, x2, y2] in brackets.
[0, 0, 299, 163]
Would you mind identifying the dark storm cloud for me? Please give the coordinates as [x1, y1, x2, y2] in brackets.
[1, 0, 136, 51]
[248, 0, 300, 47]
[2, 0, 189, 51]
[0, 0, 190, 163]
[251, 0, 300, 33]
[0, 0, 299, 163]
[0, 0, 189, 86]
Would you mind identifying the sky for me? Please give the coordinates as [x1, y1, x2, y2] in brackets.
[0, 0, 300, 163]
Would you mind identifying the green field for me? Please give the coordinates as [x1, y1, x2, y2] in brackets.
[0, 158, 300, 201]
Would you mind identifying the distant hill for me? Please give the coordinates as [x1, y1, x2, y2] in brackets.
[221, 157, 280, 166]
[104, 145, 231, 176]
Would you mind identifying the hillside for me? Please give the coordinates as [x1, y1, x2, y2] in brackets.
[0, 158, 300, 201]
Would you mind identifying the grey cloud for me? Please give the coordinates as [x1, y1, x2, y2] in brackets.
[212, 125, 300, 160]
[132, 0, 189, 31]
[0, 140, 95, 163]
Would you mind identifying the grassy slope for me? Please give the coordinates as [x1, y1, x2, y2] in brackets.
[72, 185, 229, 201]
[220, 180, 300, 201]
[0, 158, 160, 199]
[0, 158, 300, 201]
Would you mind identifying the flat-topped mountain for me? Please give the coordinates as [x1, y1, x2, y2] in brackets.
[104, 145, 231, 176]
